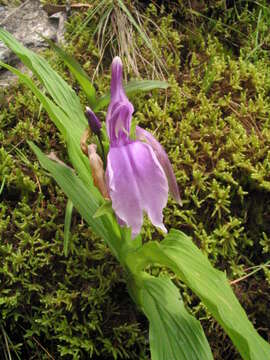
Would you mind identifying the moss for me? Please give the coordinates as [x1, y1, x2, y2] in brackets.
[1, 1, 270, 358]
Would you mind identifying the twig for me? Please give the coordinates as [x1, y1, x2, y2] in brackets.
[42, 3, 92, 16]
[32, 337, 55, 360]
[230, 263, 270, 285]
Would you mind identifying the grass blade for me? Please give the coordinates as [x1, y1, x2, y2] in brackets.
[0, 176, 6, 196]
[116, 0, 165, 72]
[64, 199, 73, 257]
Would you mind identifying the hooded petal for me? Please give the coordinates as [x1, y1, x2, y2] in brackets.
[106, 141, 168, 237]
[136, 126, 182, 205]
[110, 56, 126, 102]
[106, 57, 134, 146]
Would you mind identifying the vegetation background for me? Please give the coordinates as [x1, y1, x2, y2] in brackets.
[0, 0, 270, 359]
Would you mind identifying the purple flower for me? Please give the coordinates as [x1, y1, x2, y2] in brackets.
[104, 57, 181, 238]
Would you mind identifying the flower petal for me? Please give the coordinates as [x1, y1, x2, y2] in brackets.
[106, 57, 134, 145]
[136, 126, 182, 205]
[106, 141, 168, 237]
[110, 56, 126, 101]
[108, 103, 133, 145]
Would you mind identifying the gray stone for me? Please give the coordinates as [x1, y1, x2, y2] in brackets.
[0, 0, 66, 87]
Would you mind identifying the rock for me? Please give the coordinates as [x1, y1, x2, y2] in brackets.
[0, 0, 66, 87]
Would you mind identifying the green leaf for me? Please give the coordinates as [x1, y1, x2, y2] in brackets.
[0, 30, 95, 189]
[29, 142, 122, 259]
[94, 79, 169, 111]
[137, 275, 213, 360]
[0, 60, 93, 190]
[93, 201, 113, 218]
[126, 230, 270, 360]
[0, 28, 84, 120]
[124, 79, 169, 94]
[64, 199, 73, 257]
[44, 38, 96, 107]
[0, 30, 130, 259]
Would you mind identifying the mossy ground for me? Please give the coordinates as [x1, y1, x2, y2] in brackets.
[1, 0, 270, 359]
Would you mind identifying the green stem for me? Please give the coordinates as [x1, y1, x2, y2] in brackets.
[97, 133, 106, 165]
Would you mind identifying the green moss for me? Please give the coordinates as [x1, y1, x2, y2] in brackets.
[1, 1, 270, 358]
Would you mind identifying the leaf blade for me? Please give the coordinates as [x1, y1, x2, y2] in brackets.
[138, 275, 213, 360]
[94, 79, 169, 111]
[29, 142, 122, 259]
[127, 230, 270, 360]
[0, 60, 95, 190]
[44, 38, 96, 107]
[0, 28, 84, 119]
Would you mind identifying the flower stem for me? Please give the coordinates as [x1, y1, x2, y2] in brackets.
[97, 133, 106, 165]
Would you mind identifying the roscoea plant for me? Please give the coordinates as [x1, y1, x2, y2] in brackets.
[1, 28, 270, 360]
[100, 56, 181, 237]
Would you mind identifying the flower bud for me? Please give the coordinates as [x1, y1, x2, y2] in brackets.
[85, 106, 101, 135]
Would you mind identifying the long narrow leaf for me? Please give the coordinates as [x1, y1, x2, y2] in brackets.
[0, 60, 95, 191]
[44, 38, 96, 107]
[0, 31, 99, 192]
[0, 30, 123, 257]
[0, 28, 84, 120]
[0, 29, 87, 142]
[29, 142, 122, 259]
[127, 230, 270, 360]
[94, 79, 169, 111]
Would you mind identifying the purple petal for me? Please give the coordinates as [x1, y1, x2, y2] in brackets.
[106, 141, 169, 237]
[108, 103, 133, 146]
[136, 126, 182, 205]
[110, 56, 126, 101]
[106, 57, 134, 146]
